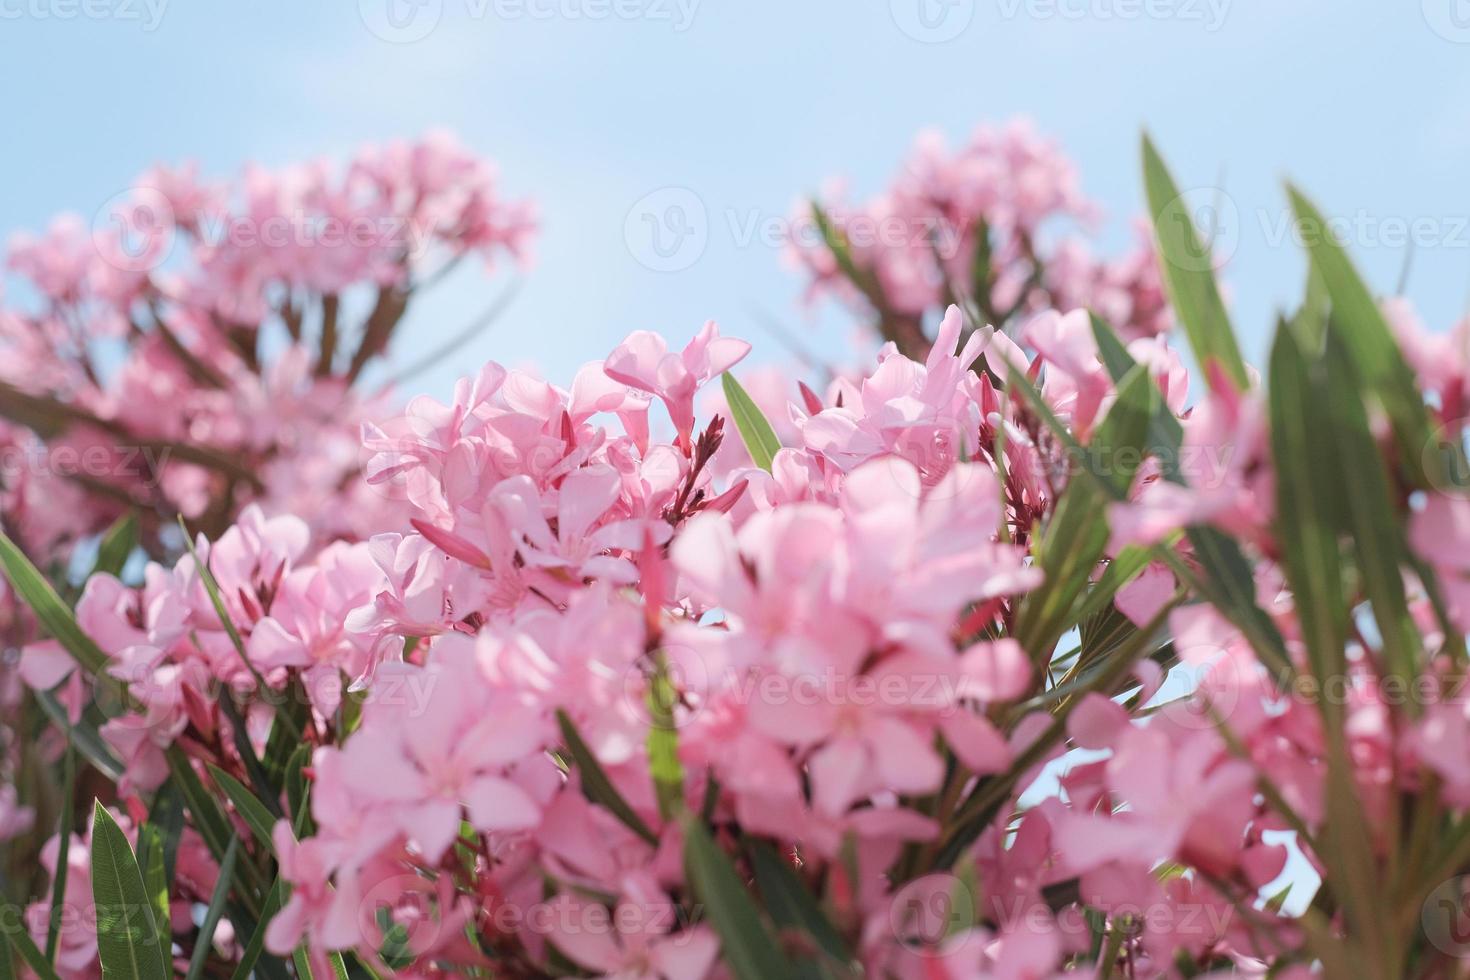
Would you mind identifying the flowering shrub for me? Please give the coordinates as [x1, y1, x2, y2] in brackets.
[0, 131, 533, 566]
[790, 118, 1170, 358]
[3, 123, 1470, 979]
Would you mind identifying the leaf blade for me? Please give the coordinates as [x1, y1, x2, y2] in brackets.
[90, 802, 170, 980]
[1141, 135, 1247, 390]
[721, 373, 782, 473]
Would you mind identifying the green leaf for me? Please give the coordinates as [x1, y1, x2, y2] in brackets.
[207, 765, 279, 855]
[937, 596, 1180, 868]
[44, 746, 76, 962]
[0, 923, 62, 980]
[1285, 184, 1433, 484]
[227, 877, 287, 980]
[34, 693, 123, 780]
[0, 529, 110, 677]
[721, 373, 782, 473]
[145, 787, 185, 888]
[1141, 135, 1248, 390]
[969, 217, 996, 318]
[1318, 332, 1419, 706]
[263, 684, 310, 790]
[748, 842, 852, 965]
[1268, 323, 1387, 970]
[1268, 326, 1348, 689]
[1089, 313, 1294, 684]
[1292, 265, 1330, 351]
[178, 524, 273, 698]
[811, 204, 878, 302]
[0, 920, 14, 980]
[133, 825, 169, 967]
[284, 744, 316, 838]
[90, 802, 170, 980]
[646, 652, 685, 822]
[184, 836, 238, 980]
[93, 514, 138, 579]
[681, 815, 794, 980]
[167, 749, 267, 912]
[1089, 313, 1186, 482]
[557, 709, 658, 845]
[1010, 365, 1154, 658]
[1179, 526, 1294, 686]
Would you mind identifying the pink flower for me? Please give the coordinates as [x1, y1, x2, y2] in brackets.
[604, 322, 750, 454]
[335, 653, 546, 862]
[545, 894, 718, 980]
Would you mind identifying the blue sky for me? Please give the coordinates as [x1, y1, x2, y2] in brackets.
[3, 0, 1470, 400]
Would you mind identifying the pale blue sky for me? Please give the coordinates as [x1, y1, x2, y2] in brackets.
[3, 0, 1470, 399]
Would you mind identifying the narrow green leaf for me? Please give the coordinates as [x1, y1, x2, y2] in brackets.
[681, 815, 794, 980]
[0, 923, 62, 980]
[146, 787, 185, 888]
[1318, 332, 1419, 707]
[1179, 527, 1294, 686]
[557, 709, 658, 845]
[1088, 314, 1294, 684]
[134, 825, 169, 967]
[34, 693, 123, 780]
[0, 920, 14, 980]
[44, 746, 76, 962]
[1268, 323, 1387, 970]
[227, 877, 287, 980]
[94, 514, 138, 579]
[213, 693, 281, 819]
[646, 652, 685, 822]
[184, 836, 239, 980]
[90, 802, 170, 980]
[207, 766, 279, 855]
[748, 842, 852, 964]
[1010, 365, 1153, 657]
[166, 749, 267, 911]
[938, 596, 1180, 868]
[811, 204, 878, 302]
[1089, 313, 1186, 482]
[1285, 184, 1433, 484]
[0, 530, 110, 676]
[1292, 265, 1330, 351]
[178, 524, 274, 700]
[969, 217, 996, 320]
[1269, 326, 1347, 687]
[721, 373, 782, 473]
[284, 744, 316, 838]
[263, 684, 310, 790]
[1141, 134, 1247, 390]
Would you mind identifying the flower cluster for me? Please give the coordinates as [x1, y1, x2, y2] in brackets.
[19, 299, 1275, 977]
[790, 119, 1170, 357]
[10, 125, 1470, 980]
[0, 132, 533, 562]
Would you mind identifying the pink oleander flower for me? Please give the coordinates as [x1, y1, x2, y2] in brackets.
[603, 321, 751, 454]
